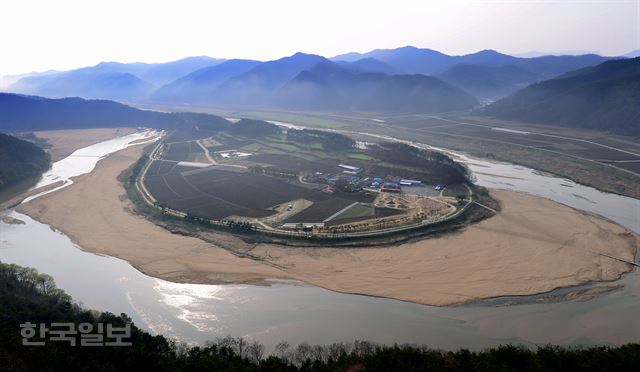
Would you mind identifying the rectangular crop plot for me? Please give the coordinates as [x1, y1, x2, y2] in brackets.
[145, 160, 163, 176]
[329, 203, 374, 222]
[247, 153, 337, 173]
[184, 169, 318, 209]
[163, 141, 205, 162]
[325, 207, 403, 227]
[284, 198, 355, 223]
[144, 165, 330, 220]
[145, 160, 190, 177]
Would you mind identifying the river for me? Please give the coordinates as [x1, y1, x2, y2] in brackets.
[1, 129, 639, 351]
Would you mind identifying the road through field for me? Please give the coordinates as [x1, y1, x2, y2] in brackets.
[196, 139, 217, 164]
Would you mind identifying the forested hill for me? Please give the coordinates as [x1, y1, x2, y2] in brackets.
[0, 132, 49, 192]
[227, 119, 281, 138]
[0, 93, 229, 132]
[479, 57, 640, 136]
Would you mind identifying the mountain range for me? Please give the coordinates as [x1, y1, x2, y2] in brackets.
[151, 52, 479, 112]
[331, 46, 610, 77]
[480, 57, 640, 135]
[274, 61, 478, 112]
[3, 46, 636, 121]
[151, 59, 262, 103]
[8, 57, 223, 101]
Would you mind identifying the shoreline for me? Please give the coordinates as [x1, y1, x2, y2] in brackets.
[14, 137, 640, 307]
[33, 127, 137, 161]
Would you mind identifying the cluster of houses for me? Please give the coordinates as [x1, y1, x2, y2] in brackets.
[369, 176, 422, 193]
[305, 163, 442, 195]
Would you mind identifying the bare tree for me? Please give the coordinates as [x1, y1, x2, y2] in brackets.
[327, 342, 351, 362]
[174, 341, 190, 357]
[311, 344, 327, 363]
[216, 335, 236, 351]
[236, 337, 248, 359]
[248, 340, 264, 363]
[274, 340, 291, 362]
[353, 340, 377, 357]
[294, 342, 313, 366]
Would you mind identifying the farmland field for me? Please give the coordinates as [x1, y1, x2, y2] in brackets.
[144, 161, 335, 219]
[329, 202, 374, 221]
[247, 153, 337, 173]
[141, 120, 473, 231]
[162, 141, 206, 162]
[325, 206, 403, 226]
[284, 197, 355, 223]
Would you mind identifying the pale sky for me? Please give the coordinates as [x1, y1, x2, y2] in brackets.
[1, 0, 638, 76]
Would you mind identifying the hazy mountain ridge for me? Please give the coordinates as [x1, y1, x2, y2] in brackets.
[151, 59, 262, 103]
[437, 65, 544, 100]
[276, 61, 478, 112]
[0, 93, 229, 132]
[7, 57, 223, 101]
[210, 53, 330, 105]
[480, 57, 640, 135]
[332, 46, 611, 77]
[134, 56, 224, 85]
[154, 54, 479, 112]
[2, 46, 624, 115]
[20, 69, 155, 102]
[335, 58, 401, 74]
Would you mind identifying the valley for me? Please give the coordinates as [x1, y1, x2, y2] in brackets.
[1, 2, 639, 369]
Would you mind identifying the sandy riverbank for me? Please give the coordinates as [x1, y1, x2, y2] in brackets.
[18, 143, 288, 286]
[34, 128, 137, 161]
[250, 191, 638, 305]
[18, 142, 639, 306]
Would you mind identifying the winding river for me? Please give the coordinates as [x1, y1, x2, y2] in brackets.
[1, 129, 638, 351]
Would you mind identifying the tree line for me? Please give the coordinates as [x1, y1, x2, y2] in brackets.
[287, 129, 356, 151]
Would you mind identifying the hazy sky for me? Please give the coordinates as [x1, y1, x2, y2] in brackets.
[1, 0, 638, 75]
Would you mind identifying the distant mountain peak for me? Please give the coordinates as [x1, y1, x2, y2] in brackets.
[468, 49, 503, 55]
[623, 49, 640, 58]
[396, 45, 419, 51]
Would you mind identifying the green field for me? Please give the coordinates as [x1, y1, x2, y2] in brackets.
[330, 203, 375, 221]
[442, 184, 469, 198]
